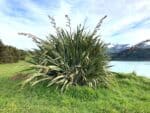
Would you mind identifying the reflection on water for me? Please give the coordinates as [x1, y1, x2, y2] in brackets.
[110, 61, 150, 78]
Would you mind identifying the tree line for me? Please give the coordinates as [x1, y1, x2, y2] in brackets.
[0, 39, 26, 63]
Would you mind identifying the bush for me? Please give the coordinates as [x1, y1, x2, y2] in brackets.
[0, 40, 26, 63]
[20, 15, 110, 92]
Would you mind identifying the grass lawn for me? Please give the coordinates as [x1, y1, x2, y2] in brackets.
[0, 61, 150, 113]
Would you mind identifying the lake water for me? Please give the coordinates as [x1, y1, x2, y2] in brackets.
[110, 61, 150, 78]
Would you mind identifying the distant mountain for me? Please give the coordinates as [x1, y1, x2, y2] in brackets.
[133, 39, 150, 49]
[110, 39, 150, 61]
[108, 44, 130, 54]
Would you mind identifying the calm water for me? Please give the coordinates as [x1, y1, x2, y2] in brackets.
[110, 61, 150, 78]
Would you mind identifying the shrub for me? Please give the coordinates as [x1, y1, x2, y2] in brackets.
[0, 39, 26, 63]
[20, 15, 110, 92]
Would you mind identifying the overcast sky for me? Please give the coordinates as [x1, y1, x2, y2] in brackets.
[0, 0, 150, 49]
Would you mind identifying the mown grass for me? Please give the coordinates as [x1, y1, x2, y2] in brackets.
[0, 61, 150, 113]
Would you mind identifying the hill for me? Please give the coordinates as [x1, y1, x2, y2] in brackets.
[110, 39, 150, 61]
[0, 61, 149, 113]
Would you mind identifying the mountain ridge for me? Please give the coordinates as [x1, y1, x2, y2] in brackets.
[109, 39, 150, 61]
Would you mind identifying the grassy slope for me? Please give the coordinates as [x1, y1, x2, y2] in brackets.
[0, 61, 150, 113]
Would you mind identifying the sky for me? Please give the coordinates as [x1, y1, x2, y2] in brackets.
[0, 0, 150, 49]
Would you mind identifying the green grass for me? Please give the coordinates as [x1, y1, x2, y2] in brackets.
[0, 61, 150, 113]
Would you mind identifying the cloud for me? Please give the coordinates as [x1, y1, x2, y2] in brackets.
[110, 16, 150, 37]
[0, 0, 150, 49]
